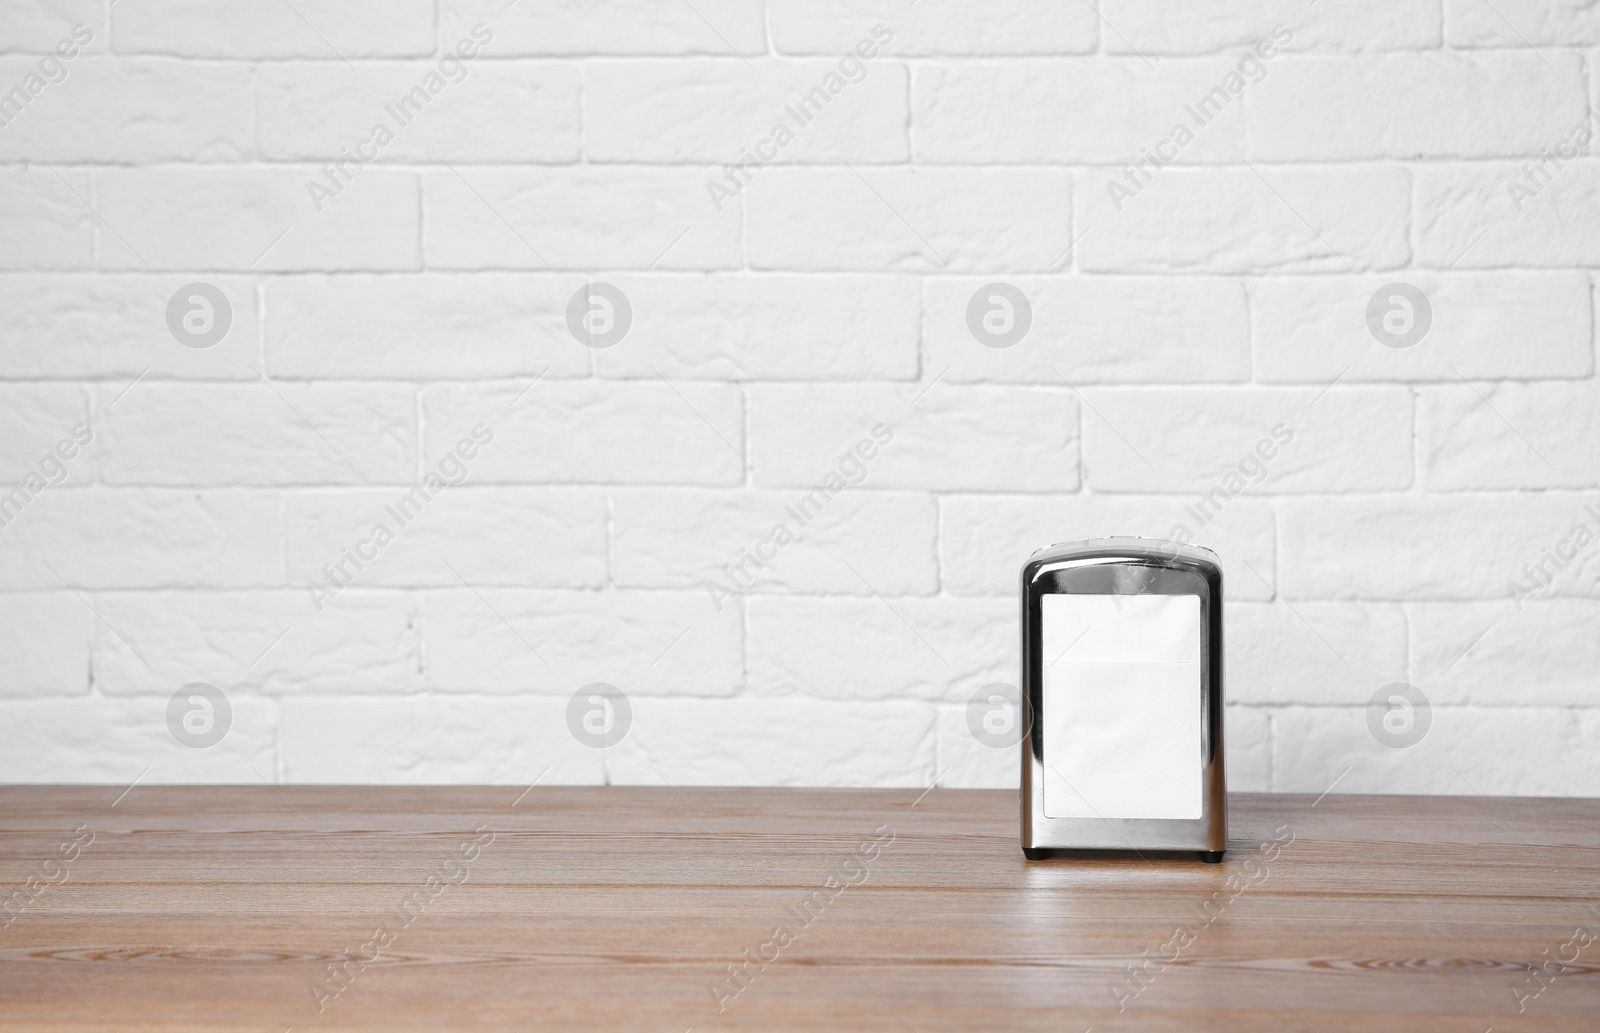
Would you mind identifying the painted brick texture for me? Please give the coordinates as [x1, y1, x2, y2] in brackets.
[0, 0, 1594, 798]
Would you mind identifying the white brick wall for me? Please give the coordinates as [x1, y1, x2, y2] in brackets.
[1, 0, 1596, 798]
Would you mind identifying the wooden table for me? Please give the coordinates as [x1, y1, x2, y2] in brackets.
[1, 787, 1597, 1031]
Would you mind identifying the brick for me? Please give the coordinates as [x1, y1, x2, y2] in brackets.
[4, 0, 1598, 798]
[1409, 601, 1600, 707]
[1421, 381, 1600, 490]
[92, 590, 418, 696]
[440, 0, 765, 56]
[586, 59, 908, 163]
[1100, 0, 1439, 52]
[265, 274, 591, 380]
[95, 169, 420, 271]
[257, 61, 581, 163]
[0, 593, 89, 698]
[0, 58, 251, 162]
[421, 589, 742, 697]
[747, 596, 1011, 702]
[1080, 387, 1413, 493]
[606, 697, 938, 786]
[422, 381, 745, 487]
[1228, 601, 1407, 705]
[114, 0, 433, 57]
[1251, 53, 1586, 161]
[423, 167, 741, 270]
[1226, 706, 1270, 792]
[769, 1, 1097, 55]
[938, 494, 1277, 600]
[747, 168, 1073, 272]
[1253, 272, 1593, 382]
[935, 703, 1015, 789]
[913, 61, 1245, 164]
[0, 274, 261, 380]
[1271, 705, 1600, 796]
[286, 488, 607, 590]
[282, 694, 604, 783]
[611, 488, 936, 599]
[0, 695, 276, 782]
[1415, 161, 1600, 268]
[97, 383, 415, 486]
[1280, 495, 1600, 600]
[1575, 712, 1600, 781]
[1444, 0, 1600, 46]
[1077, 166, 1410, 273]
[748, 384, 1077, 491]
[591, 274, 919, 381]
[0, 488, 280, 590]
[925, 276, 1250, 384]
[0, 2, 105, 53]
[0, 169, 92, 268]
[0, 384, 89, 483]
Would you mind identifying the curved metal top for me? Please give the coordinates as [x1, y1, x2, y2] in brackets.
[1026, 535, 1220, 570]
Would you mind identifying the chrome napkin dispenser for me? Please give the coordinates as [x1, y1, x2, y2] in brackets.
[1021, 537, 1226, 862]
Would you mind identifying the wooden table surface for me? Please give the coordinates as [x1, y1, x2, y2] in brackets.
[1, 786, 1597, 1032]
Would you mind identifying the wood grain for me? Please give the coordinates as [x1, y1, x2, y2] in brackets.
[1, 786, 1597, 1031]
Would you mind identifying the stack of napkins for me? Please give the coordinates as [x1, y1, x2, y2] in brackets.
[1041, 594, 1204, 821]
